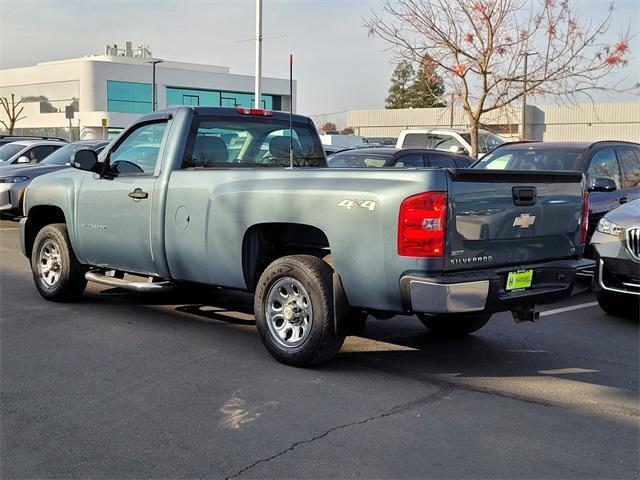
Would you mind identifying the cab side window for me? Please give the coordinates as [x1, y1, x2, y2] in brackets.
[586, 149, 621, 188]
[109, 121, 168, 175]
[29, 145, 60, 162]
[617, 148, 640, 188]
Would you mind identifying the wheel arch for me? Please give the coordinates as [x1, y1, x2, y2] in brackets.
[241, 222, 331, 291]
[23, 205, 67, 258]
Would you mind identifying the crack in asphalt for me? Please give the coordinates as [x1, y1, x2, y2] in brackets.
[224, 385, 453, 480]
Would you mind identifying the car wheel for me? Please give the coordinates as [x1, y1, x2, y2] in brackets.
[254, 255, 345, 366]
[417, 314, 490, 336]
[31, 223, 87, 301]
[597, 290, 639, 319]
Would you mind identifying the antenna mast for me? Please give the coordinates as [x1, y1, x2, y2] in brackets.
[289, 53, 294, 169]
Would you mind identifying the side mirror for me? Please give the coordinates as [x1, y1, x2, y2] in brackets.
[588, 176, 617, 192]
[71, 149, 99, 173]
[449, 145, 469, 155]
[16, 156, 30, 164]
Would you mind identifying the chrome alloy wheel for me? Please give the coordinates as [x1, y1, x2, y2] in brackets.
[38, 239, 63, 289]
[265, 277, 313, 348]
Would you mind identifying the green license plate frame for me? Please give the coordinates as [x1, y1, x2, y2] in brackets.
[506, 269, 534, 291]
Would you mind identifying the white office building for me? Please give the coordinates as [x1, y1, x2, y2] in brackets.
[0, 42, 296, 140]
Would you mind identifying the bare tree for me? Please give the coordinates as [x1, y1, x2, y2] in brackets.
[366, 0, 634, 157]
[320, 121, 338, 133]
[0, 94, 26, 134]
[341, 127, 355, 135]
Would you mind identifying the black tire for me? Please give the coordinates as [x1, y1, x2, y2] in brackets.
[254, 255, 345, 366]
[31, 223, 87, 301]
[597, 290, 639, 319]
[417, 313, 490, 336]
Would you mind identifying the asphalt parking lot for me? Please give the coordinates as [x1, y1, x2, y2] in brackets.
[0, 217, 638, 479]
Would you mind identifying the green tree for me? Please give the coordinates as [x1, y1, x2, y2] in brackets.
[409, 55, 446, 108]
[385, 60, 415, 109]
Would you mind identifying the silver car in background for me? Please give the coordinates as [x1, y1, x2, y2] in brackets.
[0, 140, 108, 216]
[590, 199, 640, 318]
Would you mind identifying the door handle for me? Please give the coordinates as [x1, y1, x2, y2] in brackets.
[619, 196, 628, 204]
[128, 188, 148, 199]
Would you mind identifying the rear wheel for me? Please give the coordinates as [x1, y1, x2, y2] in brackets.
[31, 223, 87, 301]
[254, 255, 345, 366]
[597, 290, 639, 319]
[417, 314, 490, 336]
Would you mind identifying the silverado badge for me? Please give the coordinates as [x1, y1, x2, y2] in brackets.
[513, 213, 536, 228]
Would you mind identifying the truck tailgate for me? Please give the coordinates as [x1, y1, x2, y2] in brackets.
[445, 169, 585, 271]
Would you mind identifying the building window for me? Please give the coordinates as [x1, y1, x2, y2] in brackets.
[166, 87, 280, 111]
[182, 95, 199, 106]
[107, 80, 154, 114]
[0, 81, 80, 114]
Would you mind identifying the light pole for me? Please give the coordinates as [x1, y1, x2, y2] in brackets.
[520, 51, 538, 140]
[148, 59, 164, 111]
[255, 0, 263, 108]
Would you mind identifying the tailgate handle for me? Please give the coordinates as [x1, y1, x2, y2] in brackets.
[512, 186, 537, 206]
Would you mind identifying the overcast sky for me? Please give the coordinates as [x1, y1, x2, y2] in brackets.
[1, 0, 638, 126]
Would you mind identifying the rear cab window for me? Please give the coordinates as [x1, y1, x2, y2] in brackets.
[476, 148, 581, 171]
[401, 133, 430, 149]
[183, 116, 325, 168]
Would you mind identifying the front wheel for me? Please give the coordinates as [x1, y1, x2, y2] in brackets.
[417, 314, 490, 336]
[31, 223, 87, 301]
[596, 290, 639, 319]
[254, 255, 345, 367]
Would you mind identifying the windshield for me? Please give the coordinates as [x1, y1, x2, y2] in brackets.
[474, 147, 582, 171]
[328, 152, 390, 167]
[42, 143, 107, 165]
[185, 116, 326, 168]
[460, 132, 505, 154]
[0, 144, 25, 162]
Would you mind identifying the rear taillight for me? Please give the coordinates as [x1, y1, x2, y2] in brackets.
[398, 192, 447, 257]
[580, 190, 589, 244]
[236, 107, 273, 117]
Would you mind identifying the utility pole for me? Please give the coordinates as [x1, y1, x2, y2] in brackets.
[520, 51, 538, 140]
[449, 92, 455, 128]
[148, 59, 163, 111]
[255, 0, 263, 108]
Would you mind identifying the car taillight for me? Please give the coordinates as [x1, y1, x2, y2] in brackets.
[580, 190, 589, 244]
[398, 192, 447, 257]
[236, 107, 273, 117]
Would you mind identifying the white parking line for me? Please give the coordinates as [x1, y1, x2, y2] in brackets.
[540, 301, 599, 317]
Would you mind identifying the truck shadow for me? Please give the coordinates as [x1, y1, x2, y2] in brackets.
[87, 284, 638, 398]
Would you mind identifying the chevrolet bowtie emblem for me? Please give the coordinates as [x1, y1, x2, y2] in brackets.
[513, 213, 536, 228]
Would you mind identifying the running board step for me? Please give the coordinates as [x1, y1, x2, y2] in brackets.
[85, 271, 174, 292]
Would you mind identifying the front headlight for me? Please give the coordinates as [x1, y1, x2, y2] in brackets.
[0, 175, 30, 183]
[597, 217, 623, 236]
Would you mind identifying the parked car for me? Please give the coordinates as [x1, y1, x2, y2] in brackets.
[395, 128, 505, 158]
[21, 106, 592, 366]
[0, 140, 67, 169]
[0, 135, 67, 147]
[590, 199, 640, 318]
[327, 147, 474, 168]
[473, 141, 640, 247]
[0, 140, 108, 216]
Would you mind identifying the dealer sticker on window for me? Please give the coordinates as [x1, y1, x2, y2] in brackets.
[506, 269, 533, 291]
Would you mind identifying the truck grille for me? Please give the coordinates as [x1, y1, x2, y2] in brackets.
[627, 227, 640, 261]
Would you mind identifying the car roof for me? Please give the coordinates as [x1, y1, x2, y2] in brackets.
[489, 140, 640, 152]
[5, 139, 67, 147]
[330, 147, 472, 158]
[400, 128, 493, 135]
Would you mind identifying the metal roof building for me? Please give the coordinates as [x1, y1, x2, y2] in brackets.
[347, 101, 640, 143]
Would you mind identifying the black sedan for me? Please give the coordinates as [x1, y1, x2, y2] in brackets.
[327, 147, 474, 168]
[473, 141, 640, 246]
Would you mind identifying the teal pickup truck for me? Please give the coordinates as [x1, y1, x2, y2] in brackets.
[20, 107, 593, 366]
